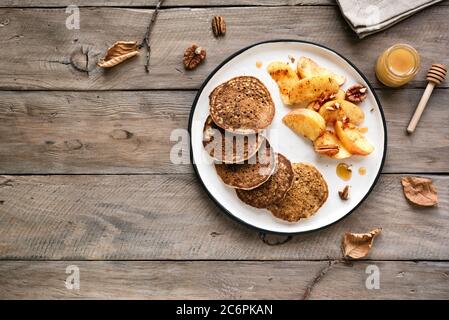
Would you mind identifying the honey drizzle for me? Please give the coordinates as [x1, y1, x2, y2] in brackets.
[358, 167, 367, 176]
[336, 163, 352, 181]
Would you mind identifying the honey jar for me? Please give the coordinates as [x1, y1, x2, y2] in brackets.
[375, 44, 420, 87]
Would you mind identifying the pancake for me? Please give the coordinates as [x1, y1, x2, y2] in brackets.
[202, 115, 264, 163]
[268, 163, 328, 222]
[215, 139, 276, 190]
[209, 76, 275, 134]
[236, 153, 294, 208]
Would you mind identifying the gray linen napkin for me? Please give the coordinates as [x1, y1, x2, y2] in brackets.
[337, 0, 443, 38]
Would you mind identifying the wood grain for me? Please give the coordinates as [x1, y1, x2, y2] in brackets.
[4, 1, 449, 7]
[0, 6, 447, 90]
[0, 260, 448, 299]
[1, 3, 448, 300]
[0, 91, 191, 174]
[2, 0, 335, 7]
[0, 89, 448, 174]
[0, 174, 447, 260]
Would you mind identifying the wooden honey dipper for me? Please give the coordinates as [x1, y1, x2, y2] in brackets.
[407, 64, 447, 134]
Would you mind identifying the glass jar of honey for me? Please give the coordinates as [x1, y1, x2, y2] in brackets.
[375, 44, 420, 87]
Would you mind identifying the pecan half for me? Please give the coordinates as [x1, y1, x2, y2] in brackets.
[308, 92, 335, 111]
[345, 84, 367, 103]
[308, 101, 322, 111]
[339, 185, 350, 200]
[212, 16, 226, 37]
[183, 44, 206, 70]
[315, 144, 339, 156]
[325, 101, 341, 111]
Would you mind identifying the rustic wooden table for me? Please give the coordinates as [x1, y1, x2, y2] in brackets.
[0, 0, 448, 300]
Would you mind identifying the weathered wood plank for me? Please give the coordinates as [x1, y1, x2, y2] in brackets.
[2, 0, 335, 7]
[0, 260, 448, 299]
[0, 174, 447, 260]
[0, 90, 448, 174]
[0, 91, 191, 174]
[5, 1, 449, 7]
[0, 6, 447, 90]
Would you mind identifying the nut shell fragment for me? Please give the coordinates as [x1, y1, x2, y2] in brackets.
[97, 41, 139, 68]
[401, 176, 438, 207]
[342, 228, 381, 259]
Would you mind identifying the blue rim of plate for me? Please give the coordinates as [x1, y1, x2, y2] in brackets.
[188, 39, 387, 235]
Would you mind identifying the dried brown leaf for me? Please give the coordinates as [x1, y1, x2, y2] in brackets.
[97, 41, 139, 68]
[401, 176, 438, 207]
[342, 228, 381, 259]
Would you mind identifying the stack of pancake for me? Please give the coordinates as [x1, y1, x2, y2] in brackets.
[203, 76, 328, 222]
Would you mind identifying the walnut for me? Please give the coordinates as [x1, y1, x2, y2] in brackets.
[183, 44, 206, 70]
[212, 16, 226, 37]
[345, 84, 367, 103]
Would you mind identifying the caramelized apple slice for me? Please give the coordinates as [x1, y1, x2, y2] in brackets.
[314, 130, 352, 159]
[334, 121, 374, 156]
[319, 99, 365, 125]
[283, 109, 326, 141]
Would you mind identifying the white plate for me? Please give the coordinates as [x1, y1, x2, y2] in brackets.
[189, 40, 387, 234]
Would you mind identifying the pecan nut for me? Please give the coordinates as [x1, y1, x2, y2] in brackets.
[345, 84, 367, 103]
[212, 16, 226, 37]
[339, 185, 350, 200]
[308, 101, 321, 111]
[183, 44, 206, 70]
[315, 144, 339, 156]
[308, 92, 335, 111]
[325, 101, 341, 111]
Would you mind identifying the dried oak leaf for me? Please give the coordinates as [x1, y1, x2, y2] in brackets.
[401, 176, 438, 207]
[342, 228, 381, 259]
[97, 41, 139, 68]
